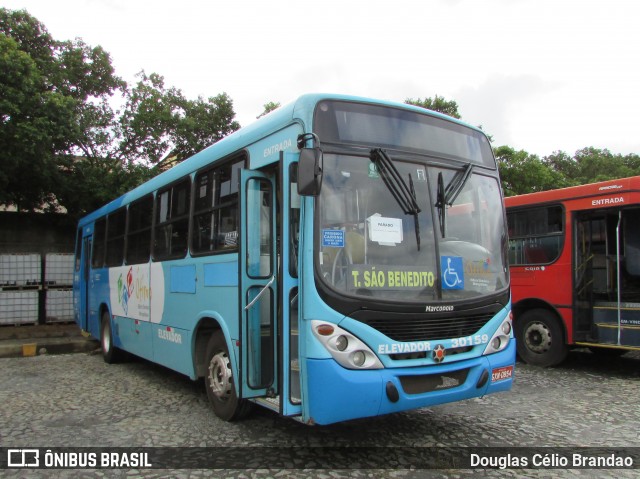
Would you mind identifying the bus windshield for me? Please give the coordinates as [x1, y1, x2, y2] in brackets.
[317, 153, 508, 302]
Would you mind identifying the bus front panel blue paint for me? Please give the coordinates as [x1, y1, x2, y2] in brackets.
[305, 341, 515, 425]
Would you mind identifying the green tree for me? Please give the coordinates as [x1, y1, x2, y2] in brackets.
[171, 92, 240, 162]
[542, 150, 580, 182]
[118, 71, 240, 166]
[543, 148, 640, 187]
[0, 33, 77, 210]
[55, 156, 154, 216]
[257, 101, 280, 119]
[405, 95, 461, 119]
[572, 147, 638, 184]
[0, 8, 124, 214]
[117, 71, 184, 165]
[1, 9, 241, 217]
[495, 146, 571, 196]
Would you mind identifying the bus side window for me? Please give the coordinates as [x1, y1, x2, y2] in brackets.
[126, 195, 153, 264]
[105, 207, 126, 267]
[154, 178, 191, 260]
[192, 159, 243, 255]
[507, 205, 564, 265]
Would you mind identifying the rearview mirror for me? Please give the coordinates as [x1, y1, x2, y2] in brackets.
[297, 148, 323, 196]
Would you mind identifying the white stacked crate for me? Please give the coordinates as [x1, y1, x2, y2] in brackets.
[44, 254, 75, 323]
[45, 254, 74, 286]
[0, 291, 39, 325]
[45, 289, 74, 323]
[0, 254, 41, 287]
[0, 254, 42, 325]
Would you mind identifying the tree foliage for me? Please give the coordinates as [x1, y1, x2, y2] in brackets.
[55, 156, 155, 216]
[118, 72, 239, 166]
[257, 101, 281, 119]
[496, 146, 640, 197]
[405, 95, 461, 119]
[1, 8, 124, 215]
[495, 146, 571, 196]
[0, 34, 74, 210]
[1, 8, 240, 218]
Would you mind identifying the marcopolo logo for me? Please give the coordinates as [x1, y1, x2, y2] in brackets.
[425, 305, 454, 312]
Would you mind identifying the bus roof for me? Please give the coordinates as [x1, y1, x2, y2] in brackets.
[504, 176, 640, 209]
[78, 93, 484, 225]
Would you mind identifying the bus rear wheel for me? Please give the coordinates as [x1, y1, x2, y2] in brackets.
[515, 309, 568, 367]
[204, 331, 251, 421]
[100, 311, 124, 364]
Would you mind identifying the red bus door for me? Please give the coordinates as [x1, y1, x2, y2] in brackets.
[574, 209, 640, 349]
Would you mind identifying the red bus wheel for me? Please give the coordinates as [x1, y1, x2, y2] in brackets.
[515, 309, 568, 367]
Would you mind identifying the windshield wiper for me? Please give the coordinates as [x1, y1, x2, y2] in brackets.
[436, 162, 474, 238]
[436, 172, 446, 237]
[444, 162, 474, 205]
[369, 148, 421, 250]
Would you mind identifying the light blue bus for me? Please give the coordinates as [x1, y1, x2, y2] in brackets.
[73, 94, 514, 425]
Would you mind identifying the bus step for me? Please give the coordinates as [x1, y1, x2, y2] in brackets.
[594, 302, 640, 325]
[253, 396, 280, 412]
[595, 323, 640, 347]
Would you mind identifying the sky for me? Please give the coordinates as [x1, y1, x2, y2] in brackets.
[4, 0, 640, 158]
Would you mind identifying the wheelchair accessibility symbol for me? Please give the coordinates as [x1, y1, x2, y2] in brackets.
[441, 256, 464, 290]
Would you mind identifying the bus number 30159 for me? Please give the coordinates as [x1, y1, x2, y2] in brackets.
[451, 334, 489, 348]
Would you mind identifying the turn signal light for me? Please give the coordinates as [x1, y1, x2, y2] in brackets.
[316, 324, 335, 336]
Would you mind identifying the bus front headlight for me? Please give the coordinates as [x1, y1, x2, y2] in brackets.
[311, 320, 383, 370]
[483, 311, 513, 355]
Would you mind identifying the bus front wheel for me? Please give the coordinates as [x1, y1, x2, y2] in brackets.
[515, 309, 568, 367]
[205, 331, 251, 421]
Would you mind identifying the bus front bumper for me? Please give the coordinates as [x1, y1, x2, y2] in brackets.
[304, 341, 515, 425]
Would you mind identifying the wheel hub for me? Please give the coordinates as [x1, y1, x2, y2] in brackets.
[208, 352, 232, 401]
[525, 322, 552, 354]
[102, 322, 111, 352]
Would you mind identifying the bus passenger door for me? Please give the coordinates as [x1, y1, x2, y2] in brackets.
[239, 170, 278, 399]
[574, 213, 598, 340]
[279, 153, 302, 417]
[78, 235, 92, 332]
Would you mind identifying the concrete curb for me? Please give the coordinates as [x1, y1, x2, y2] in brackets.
[0, 323, 100, 358]
[0, 336, 99, 358]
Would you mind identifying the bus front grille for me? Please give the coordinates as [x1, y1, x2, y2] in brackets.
[399, 368, 470, 394]
[361, 314, 493, 342]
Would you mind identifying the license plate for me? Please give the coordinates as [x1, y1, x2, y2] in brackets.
[491, 366, 513, 382]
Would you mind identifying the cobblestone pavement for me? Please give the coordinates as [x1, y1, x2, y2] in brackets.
[1, 349, 639, 478]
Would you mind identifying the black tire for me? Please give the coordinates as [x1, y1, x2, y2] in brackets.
[204, 331, 252, 421]
[100, 311, 124, 364]
[515, 308, 568, 367]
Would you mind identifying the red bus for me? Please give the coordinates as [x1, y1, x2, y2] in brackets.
[505, 176, 640, 366]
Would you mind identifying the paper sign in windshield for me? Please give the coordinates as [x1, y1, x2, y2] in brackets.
[322, 229, 345, 248]
[367, 215, 403, 245]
